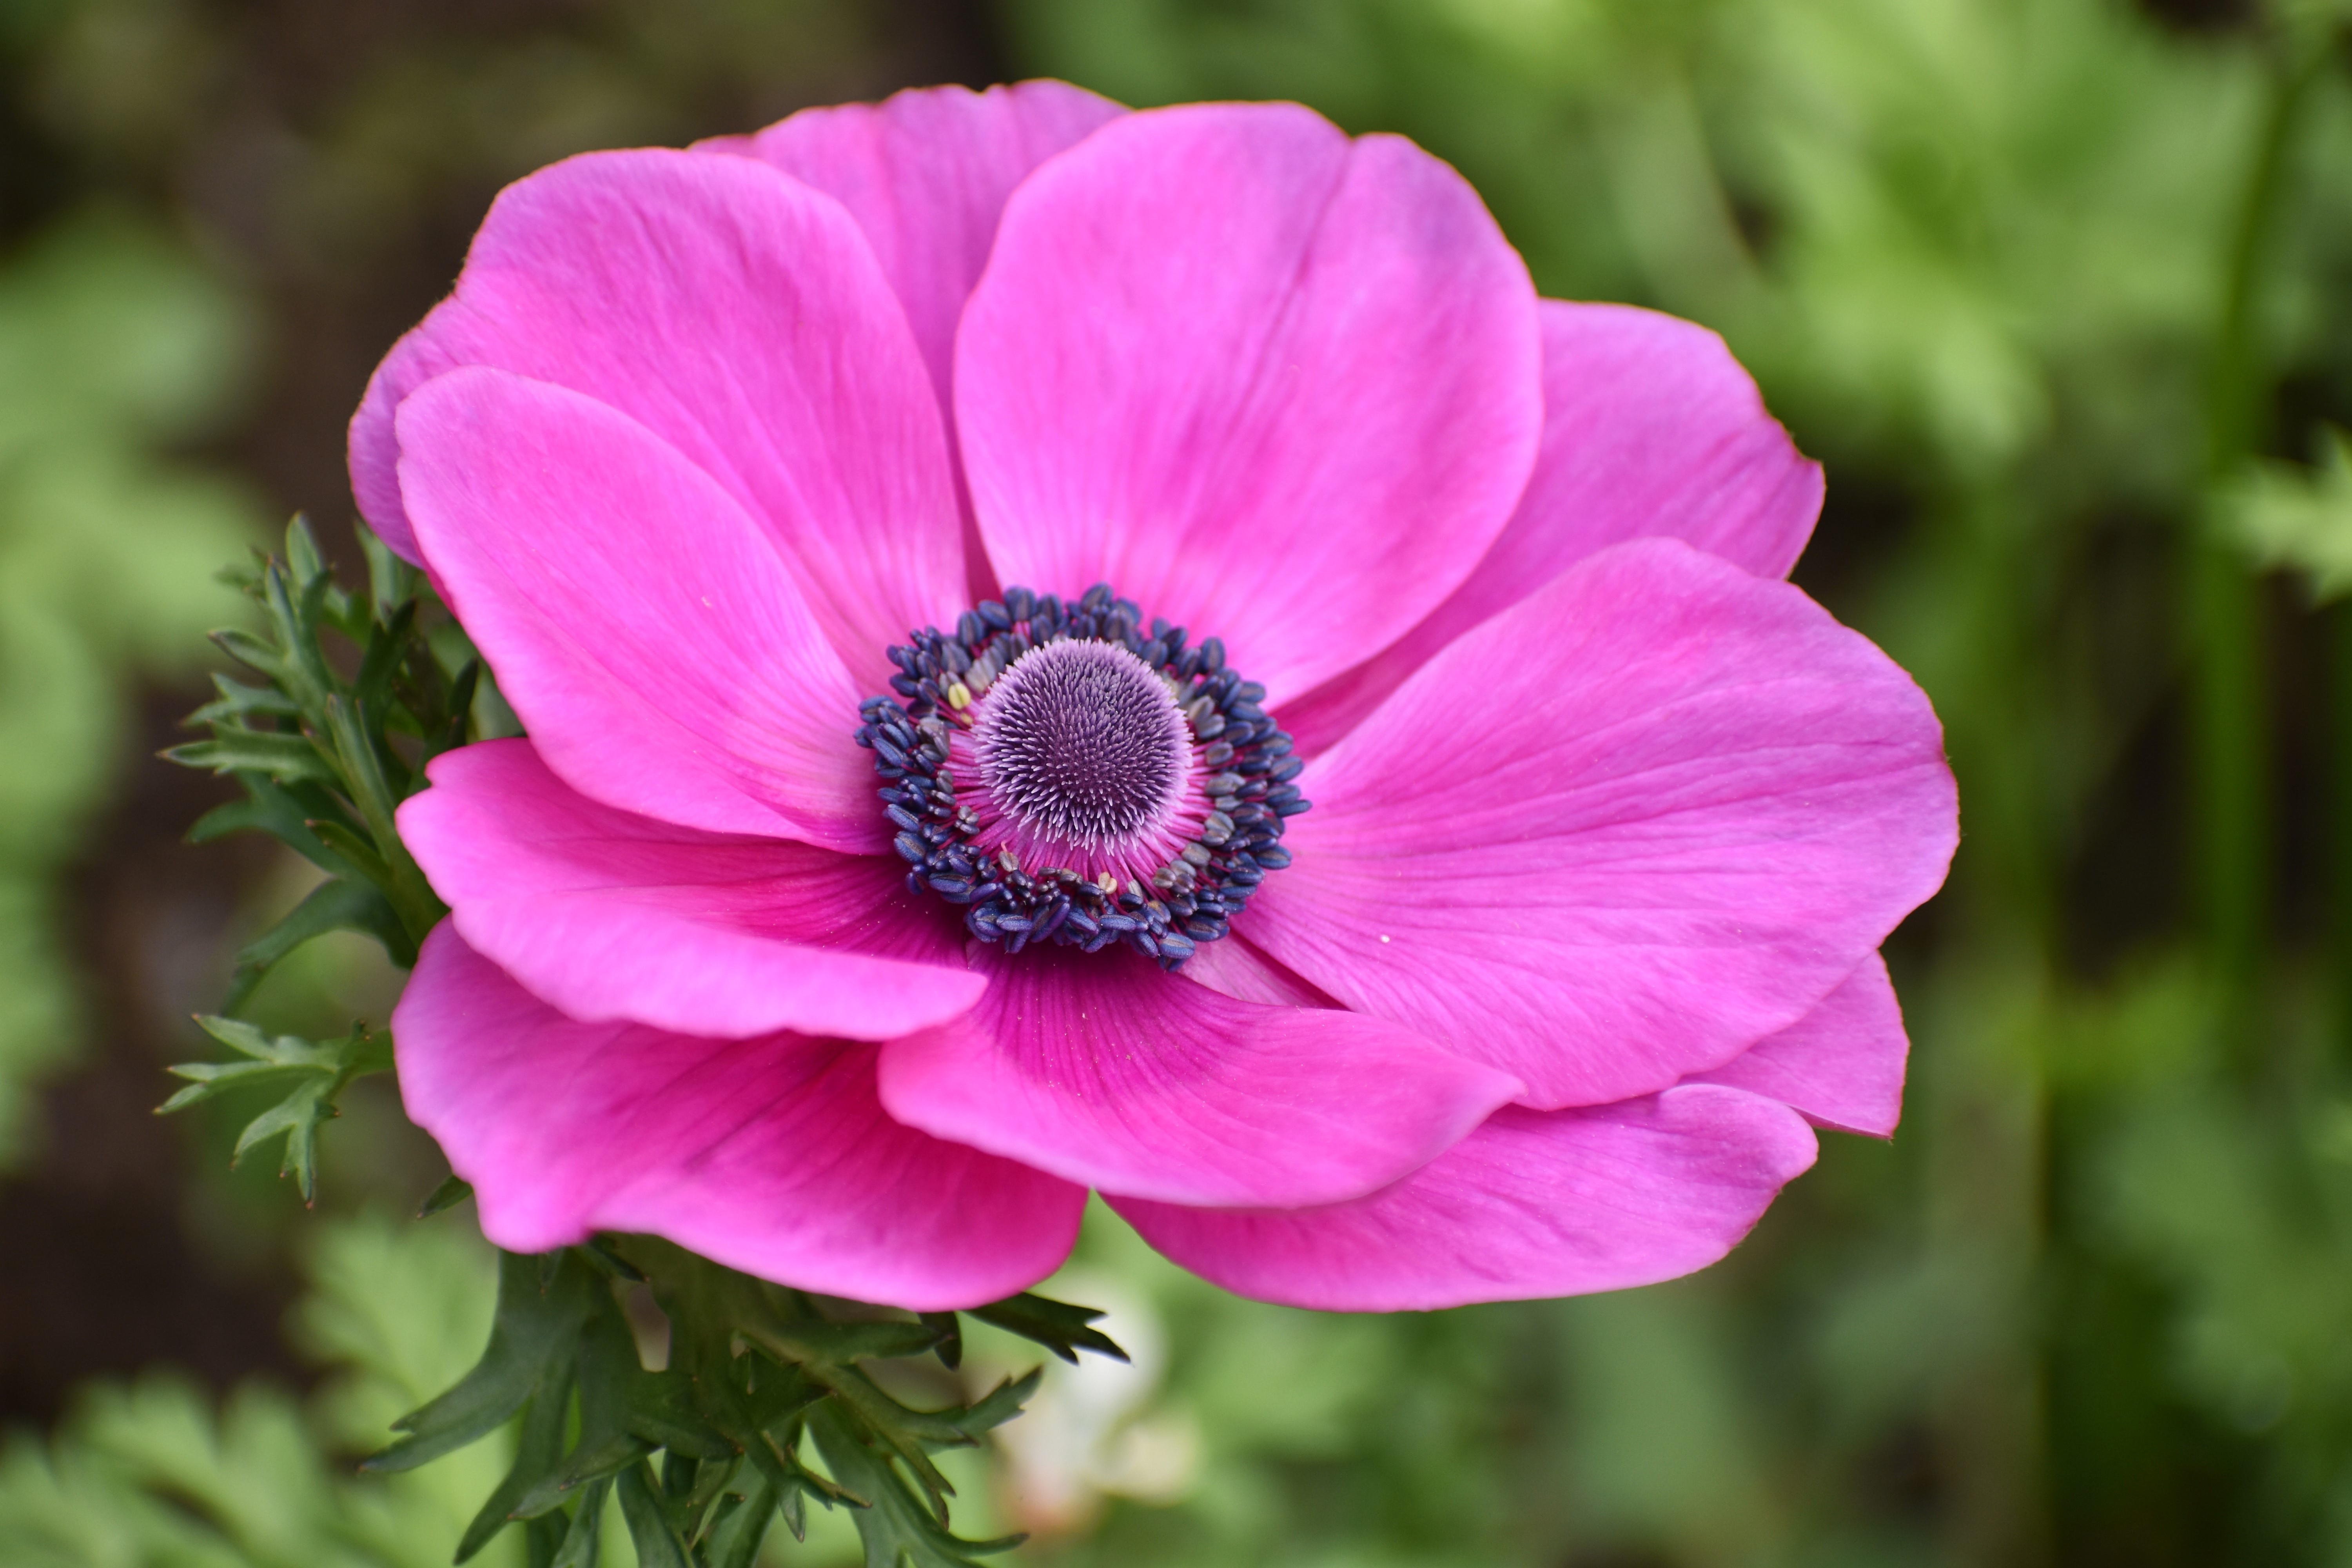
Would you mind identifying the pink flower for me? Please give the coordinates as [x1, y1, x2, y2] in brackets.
[365, 82, 1956, 1312]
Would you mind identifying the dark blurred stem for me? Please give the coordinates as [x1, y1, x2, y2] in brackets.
[2334, 601, 2352, 1055]
[2192, 40, 2318, 1056]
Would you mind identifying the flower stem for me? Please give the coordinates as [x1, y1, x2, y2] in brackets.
[2192, 36, 2320, 1057]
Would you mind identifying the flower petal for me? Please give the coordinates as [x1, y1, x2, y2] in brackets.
[1249, 537, 1956, 1109]
[398, 738, 983, 1042]
[1282, 301, 1823, 755]
[349, 147, 960, 693]
[956, 102, 1541, 705]
[1688, 950, 1907, 1137]
[396, 366, 877, 849]
[1114, 1083, 1818, 1310]
[392, 925, 1083, 1310]
[703, 81, 1123, 420]
[1177, 931, 1337, 1010]
[876, 945, 1521, 1209]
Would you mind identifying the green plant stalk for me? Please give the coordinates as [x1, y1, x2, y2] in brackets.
[2193, 38, 2321, 1057]
[2334, 601, 2352, 1057]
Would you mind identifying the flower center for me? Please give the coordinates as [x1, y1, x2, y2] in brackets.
[971, 639, 1190, 851]
[856, 583, 1307, 968]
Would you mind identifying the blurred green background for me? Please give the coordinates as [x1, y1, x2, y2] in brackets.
[4, 0, 2351, 1563]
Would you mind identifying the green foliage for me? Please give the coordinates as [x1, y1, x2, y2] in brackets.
[2227, 425, 2352, 599]
[159, 516, 491, 1198]
[351, 1235, 1120, 1568]
[158, 1018, 395, 1204]
[0, 1211, 515, 1568]
[0, 208, 260, 1165]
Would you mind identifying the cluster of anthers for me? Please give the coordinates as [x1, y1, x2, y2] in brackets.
[856, 584, 1307, 968]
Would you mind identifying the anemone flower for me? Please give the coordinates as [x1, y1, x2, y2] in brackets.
[363, 80, 1956, 1313]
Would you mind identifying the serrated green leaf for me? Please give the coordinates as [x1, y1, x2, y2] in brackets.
[418, 1172, 474, 1218]
[512, 1300, 654, 1519]
[163, 730, 338, 785]
[364, 1250, 597, 1474]
[942, 1372, 1042, 1446]
[185, 673, 300, 725]
[162, 1019, 390, 1202]
[704, 1475, 777, 1568]
[921, 1312, 964, 1371]
[185, 773, 351, 879]
[808, 1403, 1026, 1568]
[321, 693, 445, 941]
[777, 1318, 953, 1364]
[546, 1475, 613, 1568]
[622, 1358, 721, 1450]
[350, 597, 417, 716]
[223, 876, 410, 1013]
[284, 514, 326, 588]
[303, 815, 392, 890]
[208, 625, 285, 681]
[359, 519, 418, 615]
[261, 555, 339, 714]
[616, 1463, 695, 1568]
[578, 1236, 645, 1282]
[456, 1369, 576, 1563]
[965, 1293, 1128, 1365]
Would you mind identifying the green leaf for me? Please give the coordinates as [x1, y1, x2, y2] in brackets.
[624, 1368, 733, 1464]
[944, 1372, 1043, 1446]
[350, 597, 418, 717]
[321, 692, 445, 942]
[808, 1403, 1026, 1568]
[2226, 424, 2352, 600]
[703, 1475, 777, 1568]
[159, 1019, 392, 1203]
[512, 1301, 655, 1519]
[616, 1462, 695, 1568]
[418, 1172, 474, 1219]
[364, 1250, 597, 1474]
[358, 518, 419, 622]
[162, 729, 338, 785]
[221, 875, 410, 1013]
[966, 1292, 1128, 1365]
[207, 625, 285, 682]
[184, 773, 352, 880]
[546, 1476, 613, 1568]
[922, 1312, 964, 1371]
[303, 815, 394, 890]
[185, 673, 299, 725]
[455, 1368, 576, 1563]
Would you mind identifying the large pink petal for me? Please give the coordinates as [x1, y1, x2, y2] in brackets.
[702, 81, 1125, 603]
[397, 368, 879, 849]
[702, 81, 1123, 423]
[1688, 950, 1908, 1137]
[956, 102, 1541, 705]
[1249, 537, 1956, 1109]
[393, 926, 1083, 1310]
[1114, 1083, 1817, 1310]
[348, 147, 960, 693]
[1282, 301, 1823, 755]
[398, 739, 982, 1042]
[876, 946, 1520, 1209]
